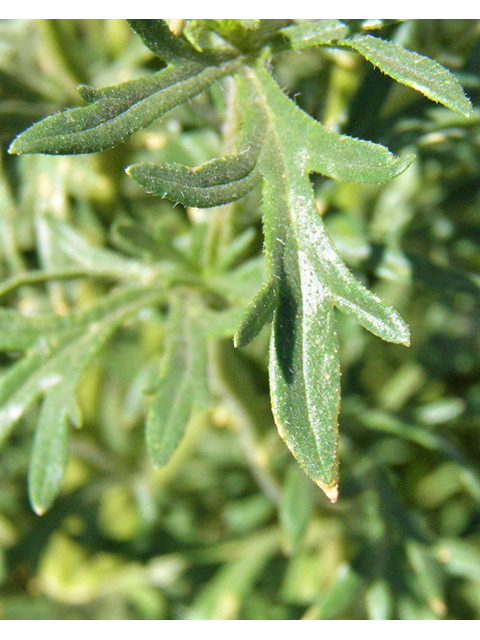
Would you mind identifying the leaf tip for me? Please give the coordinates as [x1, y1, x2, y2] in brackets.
[460, 97, 473, 119]
[32, 502, 46, 516]
[385, 316, 411, 346]
[316, 480, 339, 503]
[393, 319, 411, 347]
[7, 138, 22, 155]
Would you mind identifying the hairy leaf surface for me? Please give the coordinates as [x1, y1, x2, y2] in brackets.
[127, 146, 261, 208]
[345, 35, 472, 117]
[273, 20, 349, 51]
[9, 59, 240, 155]
[127, 19, 207, 64]
[235, 65, 411, 498]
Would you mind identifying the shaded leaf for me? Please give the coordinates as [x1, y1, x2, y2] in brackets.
[127, 146, 261, 208]
[146, 293, 210, 466]
[0, 287, 164, 448]
[280, 463, 315, 552]
[234, 279, 278, 348]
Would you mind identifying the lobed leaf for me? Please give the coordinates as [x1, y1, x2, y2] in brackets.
[254, 65, 414, 184]
[9, 59, 240, 155]
[345, 35, 472, 117]
[0, 287, 164, 449]
[235, 66, 411, 499]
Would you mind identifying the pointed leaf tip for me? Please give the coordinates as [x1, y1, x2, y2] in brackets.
[316, 480, 339, 503]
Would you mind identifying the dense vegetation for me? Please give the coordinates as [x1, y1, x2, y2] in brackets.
[1, 19, 480, 620]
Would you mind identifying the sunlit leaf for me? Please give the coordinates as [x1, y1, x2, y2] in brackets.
[345, 35, 472, 117]
[273, 19, 349, 51]
[9, 59, 240, 155]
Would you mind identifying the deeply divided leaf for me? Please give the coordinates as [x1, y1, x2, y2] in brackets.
[0, 287, 164, 514]
[9, 60, 240, 155]
[234, 65, 412, 499]
[4, 20, 474, 512]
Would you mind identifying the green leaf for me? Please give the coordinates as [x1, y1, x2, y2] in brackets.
[0, 287, 163, 449]
[312, 565, 364, 620]
[127, 76, 265, 207]
[9, 59, 240, 155]
[188, 531, 279, 620]
[203, 307, 245, 340]
[365, 580, 393, 620]
[0, 309, 48, 351]
[27, 316, 117, 515]
[234, 65, 411, 499]
[28, 390, 70, 516]
[280, 464, 315, 552]
[43, 217, 155, 281]
[127, 146, 261, 208]
[146, 293, 209, 466]
[127, 19, 206, 64]
[269, 249, 341, 501]
[299, 228, 410, 345]
[273, 20, 349, 51]
[234, 279, 278, 348]
[406, 540, 446, 618]
[345, 35, 472, 117]
[254, 65, 414, 185]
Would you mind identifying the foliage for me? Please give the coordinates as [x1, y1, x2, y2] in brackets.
[0, 19, 480, 620]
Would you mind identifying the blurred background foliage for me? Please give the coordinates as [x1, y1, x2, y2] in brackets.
[1, 19, 480, 620]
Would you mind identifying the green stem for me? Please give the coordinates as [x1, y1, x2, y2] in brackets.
[0, 268, 106, 300]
